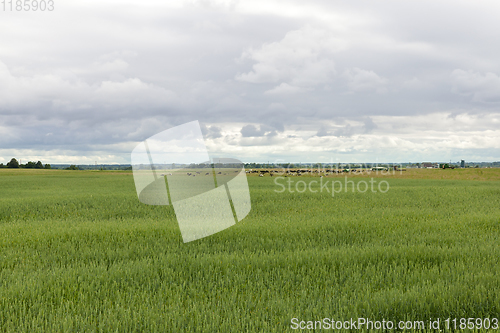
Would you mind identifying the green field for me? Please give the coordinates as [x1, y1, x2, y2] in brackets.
[1, 169, 500, 332]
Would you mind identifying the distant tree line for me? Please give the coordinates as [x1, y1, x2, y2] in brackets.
[0, 158, 51, 169]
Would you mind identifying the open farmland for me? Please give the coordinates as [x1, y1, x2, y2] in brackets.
[1, 169, 500, 332]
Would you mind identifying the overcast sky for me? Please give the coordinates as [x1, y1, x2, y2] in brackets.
[1, 0, 500, 164]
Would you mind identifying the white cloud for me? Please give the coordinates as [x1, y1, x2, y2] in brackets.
[236, 25, 342, 88]
[187, 0, 238, 10]
[343, 68, 388, 93]
[196, 112, 500, 162]
[83, 51, 137, 77]
[264, 83, 304, 95]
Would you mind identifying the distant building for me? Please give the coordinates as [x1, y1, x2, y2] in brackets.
[461, 160, 465, 168]
[421, 162, 438, 168]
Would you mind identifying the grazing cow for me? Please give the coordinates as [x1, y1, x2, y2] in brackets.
[205, 172, 210, 175]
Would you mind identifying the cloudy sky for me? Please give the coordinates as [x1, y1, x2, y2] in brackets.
[1, 0, 500, 164]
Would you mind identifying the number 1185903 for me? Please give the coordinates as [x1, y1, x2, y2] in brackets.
[444, 318, 499, 330]
[2, 0, 54, 11]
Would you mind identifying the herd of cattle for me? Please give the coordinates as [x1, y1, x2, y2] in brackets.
[246, 169, 376, 177]
[181, 170, 242, 177]
[176, 168, 388, 177]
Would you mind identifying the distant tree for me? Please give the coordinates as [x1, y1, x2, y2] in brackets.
[7, 158, 19, 168]
[25, 161, 36, 169]
[35, 161, 43, 169]
[65, 165, 79, 170]
[44, 164, 51, 169]
[0, 163, 5, 168]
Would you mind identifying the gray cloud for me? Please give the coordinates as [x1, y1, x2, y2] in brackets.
[451, 69, 500, 103]
[315, 117, 378, 138]
[240, 124, 280, 138]
[1, 0, 500, 163]
[343, 68, 388, 94]
[201, 124, 223, 139]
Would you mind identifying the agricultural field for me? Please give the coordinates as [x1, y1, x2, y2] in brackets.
[1, 168, 500, 332]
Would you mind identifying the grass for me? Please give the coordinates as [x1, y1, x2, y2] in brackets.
[0, 168, 500, 332]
